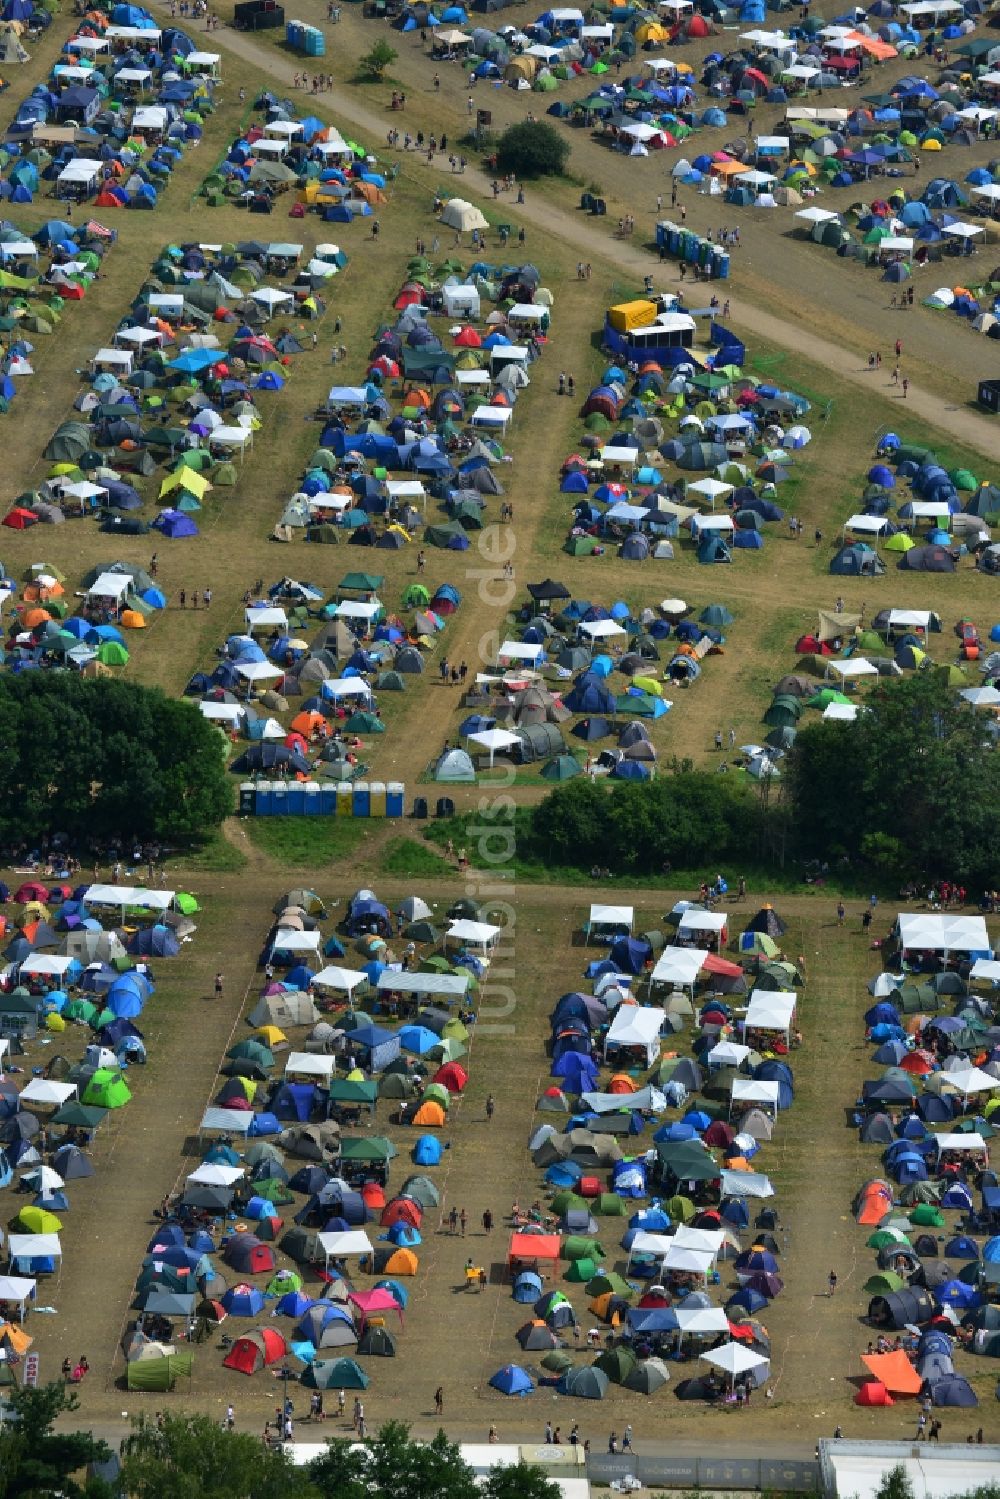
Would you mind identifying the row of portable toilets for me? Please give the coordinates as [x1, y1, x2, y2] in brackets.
[286, 18, 325, 53]
[656, 221, 731, 279]
[239, 780, 405, 816]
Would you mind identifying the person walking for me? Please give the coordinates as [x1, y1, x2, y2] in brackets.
[902, 377, 909, 400]
[836, 903, 845, 927]
[460, 1208, 467, 1237]
[486, 1093, 495, 1121]
[482, 1208, 493, 1233]
[203, 587, 212, 609]
[214, 971, 224, 998]
[828, 1269, 838, 1296]
[434, 1386, 444, 1415]
[623, 1424, 633, 1452]
[337, 1389, 346, 1418]
[448, 1205, 458, 1234]
[226, 1404, 235, 1430]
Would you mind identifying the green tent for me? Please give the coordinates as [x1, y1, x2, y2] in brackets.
[541, 754, 582, 781]
[95, 641, 129, 667]
[562, 1236, 604, 1262]
[51, 1101, 107, 1129]
[82, 1068, 132, 1109]
[586, 1272, 632, 1298]
[564, 1256, 601, 1283]
[303, 1357, 369, 1390]
[863, 1272, 905, 1295]
[126, 1352, 193, 1391]
[596, 1345, 638, 1384]
[339, 1136, 396, 1162]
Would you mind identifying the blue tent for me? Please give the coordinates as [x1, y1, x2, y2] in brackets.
[489, 1363, 535, 1395]
[412, 1134, 443, 1166]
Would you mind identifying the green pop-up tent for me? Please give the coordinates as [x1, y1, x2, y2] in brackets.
[126, 1352, 194, 1391]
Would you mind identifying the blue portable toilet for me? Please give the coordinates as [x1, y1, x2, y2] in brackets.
[272, 783, 289, 815]
[303, 781, 321, 816]
[286, 782, 305, 815]
[386, 781, 404, 817]
[319, 782, 337, 814]
[352, 781, 371, 817]
[255, 781, 273, 816]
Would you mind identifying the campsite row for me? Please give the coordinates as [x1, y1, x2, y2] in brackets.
[16, 232, 340, 542]
[4, 5, 221, 210]
[4, 558, 163, 674]
[0, 880, 199, 1357]
[851, 911, 1000, 1412]
[183, 570, 461, 788]
[0, 217, 115, 425]
[274, 242, 551, 555]
[486, 898, 801, 1406]
[123, 885, 496, 1394]
[426, 586, 739, 784]
[199, 90, 387, 218]
[564, 298, 808, 567]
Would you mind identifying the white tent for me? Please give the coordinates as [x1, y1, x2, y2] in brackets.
[896, 913, 988, 954]
[468, 728, 520, 766]
[447, 918, 501, 951]
[187, 1163, 245, 1186]
[647, 947, 709, 994]
[677, 908, 727, 950]
[588, 904, 634, 941]
[285, 1052, 336, 1080]
[440, 199, 489, 233]
[310, 966, 368, 997]
[19, 1080, 77, 1107]
[0, 1275, 36, 1320]
[701, 1342, 770, 1379]
[604, 1005, 663, 1065]
[317, 1230, 373, 1266]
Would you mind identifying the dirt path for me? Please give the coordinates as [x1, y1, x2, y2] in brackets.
[157, 8, 1000, 463]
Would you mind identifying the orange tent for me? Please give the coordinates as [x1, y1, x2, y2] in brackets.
[609, 1073, 636, 1095]
[120, 610, 146, 629]
[0, 1322, 32, 1356]
[861, 1352, 922, 1396]
[856, 1182, 893, 1225]
[381, 1247, 418, 1275]
[22, 607, 52, 628]
[290, 711, 328, 738]
[411, 1101, 446, 1128]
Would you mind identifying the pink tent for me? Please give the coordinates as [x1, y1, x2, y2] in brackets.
[348, 1288, 404, 1323]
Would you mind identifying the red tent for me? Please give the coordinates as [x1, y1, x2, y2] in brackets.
[223, 1326, 288, 1375]
[855, 1380, 894, 1406]
[3, 508, 37, 529]
[432, 1062, 468, 1093]
[381, 1197, 422, 1229]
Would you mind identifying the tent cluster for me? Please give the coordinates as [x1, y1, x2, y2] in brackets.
[131, 885, 496, 1390]
[3, 8, 218, 209]
[3, 559, 166, 674]
[433, 589, 738, 782]
[0, 877, 198, 1380]
[201, 91, 380, 217]
[10, 237, 336, 537]
[797, 169, 1000, 290]
[494, 900, 805, 1404]
[565, 325, 813, 565]
[830, 436, 998, 575]
[0, 218, 114, 422]
[852, 909, 1000, 1410]
[182, 571, 461, 779]
[274, 253, 551, 554]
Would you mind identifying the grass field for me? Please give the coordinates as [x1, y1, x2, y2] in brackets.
[2, 0, 999, 1459]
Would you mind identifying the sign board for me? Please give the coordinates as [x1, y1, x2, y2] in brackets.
[23, 1354, 39, 1388]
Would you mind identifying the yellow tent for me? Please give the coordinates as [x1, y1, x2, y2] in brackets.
[160, 468, 211, 500]
[256, 1025, 287, 1047]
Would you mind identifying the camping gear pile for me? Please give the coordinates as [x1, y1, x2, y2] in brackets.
[0, 218, 115, 422]
[494, 900, 802, 1405]
[2, 7, 218, 209]
[852, 908, 1000, 1412]
[273, 254, 552, 552]
[8, 237, 337, 535]
[0, 878, 198, 1382]
[565, 331, 813, 565]
[201, 93, 384, 218]
[433, 589, 737, 782]
[2, 559, 166, 674]
[130, 885, 491, 1391]
[181, 571, 462, 779]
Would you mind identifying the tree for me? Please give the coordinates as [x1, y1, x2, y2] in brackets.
[482, 1462, 562, 1499]
[495, 120, 569, 178]
[120, 1413, 318, 1499]
[0, 1382, 113, 1499]
[874, 1466, 917, 1499]
[787, 672, 1000, 885]
[358, 38, 397, 79]
[0, 675, 232, 847]
[311, 1422, 478, 1499]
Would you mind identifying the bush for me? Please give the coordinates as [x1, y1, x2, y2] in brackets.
[495, 119, 569, 179]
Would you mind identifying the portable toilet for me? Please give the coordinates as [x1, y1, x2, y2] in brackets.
[286, 781, 306, 815]
[239, 782, 255, 816]
[336, 783, 354, 817]
[352, 781, 371, 818]
[320, 782, 337, 815]
[386, 781, 404, 817]
[271, 782, 289, 816]
[303, 781, 322, 816]
[369, 781, 386, 818]
[255, 781, 273, 816]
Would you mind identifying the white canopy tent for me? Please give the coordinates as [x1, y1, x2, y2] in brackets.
[284, 1052, 336, 1080]
[447, 918, 501, 952]
[310, 966, 368, 997]
[19, 1079, 77, 1107]
[0, 1274, 36, 1321]
[896, 913, 989, 954]
[317, 1230, 373, 1267]
[646, 946, 710, 994]
[604, 1005, 663, 1065]
[677, 909, 727, 950]
[588, 904, 634, 942]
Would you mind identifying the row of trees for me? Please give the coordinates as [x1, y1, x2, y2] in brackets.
[525, 675, 997, 888]
[0, 1385, 563, 1499]
[0, 676, 232, 847]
